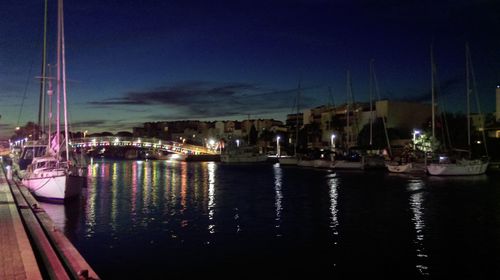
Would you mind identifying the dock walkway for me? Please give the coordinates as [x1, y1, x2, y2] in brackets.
[0, 163, 99, 279]
[0, 166, 42, 279]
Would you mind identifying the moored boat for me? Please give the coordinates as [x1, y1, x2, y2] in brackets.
[22, 156, 82, 202]
[332, 159, 364, 170]
[386, 162, 412, 173]
[426, 159, 488, 176]
[278, 156, 298, 166]
[221, 146, 268, 163]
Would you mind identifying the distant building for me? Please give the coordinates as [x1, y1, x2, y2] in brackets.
[297, 100, 432, 150]
[471, 113, 485, 131]
[133, 119, 284, 146]
[375, 100, 432, 133]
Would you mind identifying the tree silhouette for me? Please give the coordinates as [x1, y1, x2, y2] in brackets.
[11, 122, 40, 140]
[249, 124, 258, 145]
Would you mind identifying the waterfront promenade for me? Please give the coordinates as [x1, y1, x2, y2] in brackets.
[0, 164, 99, 280]
[0, 167, 41, 279]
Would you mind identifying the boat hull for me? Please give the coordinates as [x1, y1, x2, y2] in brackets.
[313, 159, 333, 169]
[332, 160, 364, 170]
[22, 172, 82, 202]
[426, 161, 489, 176]
[386, 163, 413, 173]
[297, 160, 315, 167]
[221, 154, 268, 163]
[278, 157, 298, 166]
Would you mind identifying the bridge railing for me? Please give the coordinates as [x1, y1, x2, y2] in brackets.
[70, 137, 218, 155]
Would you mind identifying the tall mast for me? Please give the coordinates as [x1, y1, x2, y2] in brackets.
[369, 60, 374, 146]
[47, 65, 53, 147]
[467, 43, 489, 158]
[430, 44, 436, 140]
[465, 42, 471, 157]
[346, 70, 350, 148]
[38, 0, 49, 136]
[294, 81, 301, 156]
[247, 114, 250, 144]
[371, 60, 392, 157]
[346, 70, 354, 148]
[60, 0, 70, 162]
[56, 0, 62, 156]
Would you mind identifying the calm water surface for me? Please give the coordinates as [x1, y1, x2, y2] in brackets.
[41, 159, 500, 279]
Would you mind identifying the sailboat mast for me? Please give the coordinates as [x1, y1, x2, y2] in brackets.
[465, 43, 471, 156]
[430, 45, 436, 140]
[56, 0, 62, 156]
[467, 43, 489, 158]
[369, 60, 374, 146]
[294, 82, 301, 156]
[346, 70, 352, 148]
[60, 0, 70, 162]
[371, 60, 392, 157]
[47, 65, 53, 146]
[38, 0, 49, 137]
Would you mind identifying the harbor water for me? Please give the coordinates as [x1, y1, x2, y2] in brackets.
[42, 159, 500, 279]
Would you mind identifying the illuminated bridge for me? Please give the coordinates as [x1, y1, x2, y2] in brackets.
[70, 136, 219, 155]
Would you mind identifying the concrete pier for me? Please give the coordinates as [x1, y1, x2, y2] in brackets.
[0, 163, 99, 279]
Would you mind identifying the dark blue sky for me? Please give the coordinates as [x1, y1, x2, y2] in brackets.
[1, 0, 499, 137]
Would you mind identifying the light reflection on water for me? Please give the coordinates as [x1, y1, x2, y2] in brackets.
[327, 173, 339, 241]
[272, 163, 283, 236]
[44, 160, 500, 278]
[207, 161, 216, 235]
[407, 179, 429, 277]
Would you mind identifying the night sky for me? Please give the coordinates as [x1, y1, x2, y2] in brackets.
[1, 0, 499, 138]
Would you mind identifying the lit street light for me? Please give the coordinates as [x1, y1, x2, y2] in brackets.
[413, 130, 421, 150]
[330, 134, 336, 151]
[276, 136, 281, 157]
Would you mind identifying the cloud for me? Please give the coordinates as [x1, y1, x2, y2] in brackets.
[69, 119, 143, 133]
[88, 81, 319, 120]
[0, 123, 12, 129]
[89, 81, 257, 106]
[397, 76, 463, 103]
[71, 120, 109, 128]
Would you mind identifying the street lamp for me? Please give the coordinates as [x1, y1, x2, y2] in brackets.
[236, 139, 240, 147]
[330, 134, 336, 151]
[276, 136, 281, 157]
[413, 130, 421, 150]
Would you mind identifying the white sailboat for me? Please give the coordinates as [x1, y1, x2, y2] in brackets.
[426, 44, 489, 176]
[22, 0, 83, 202]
